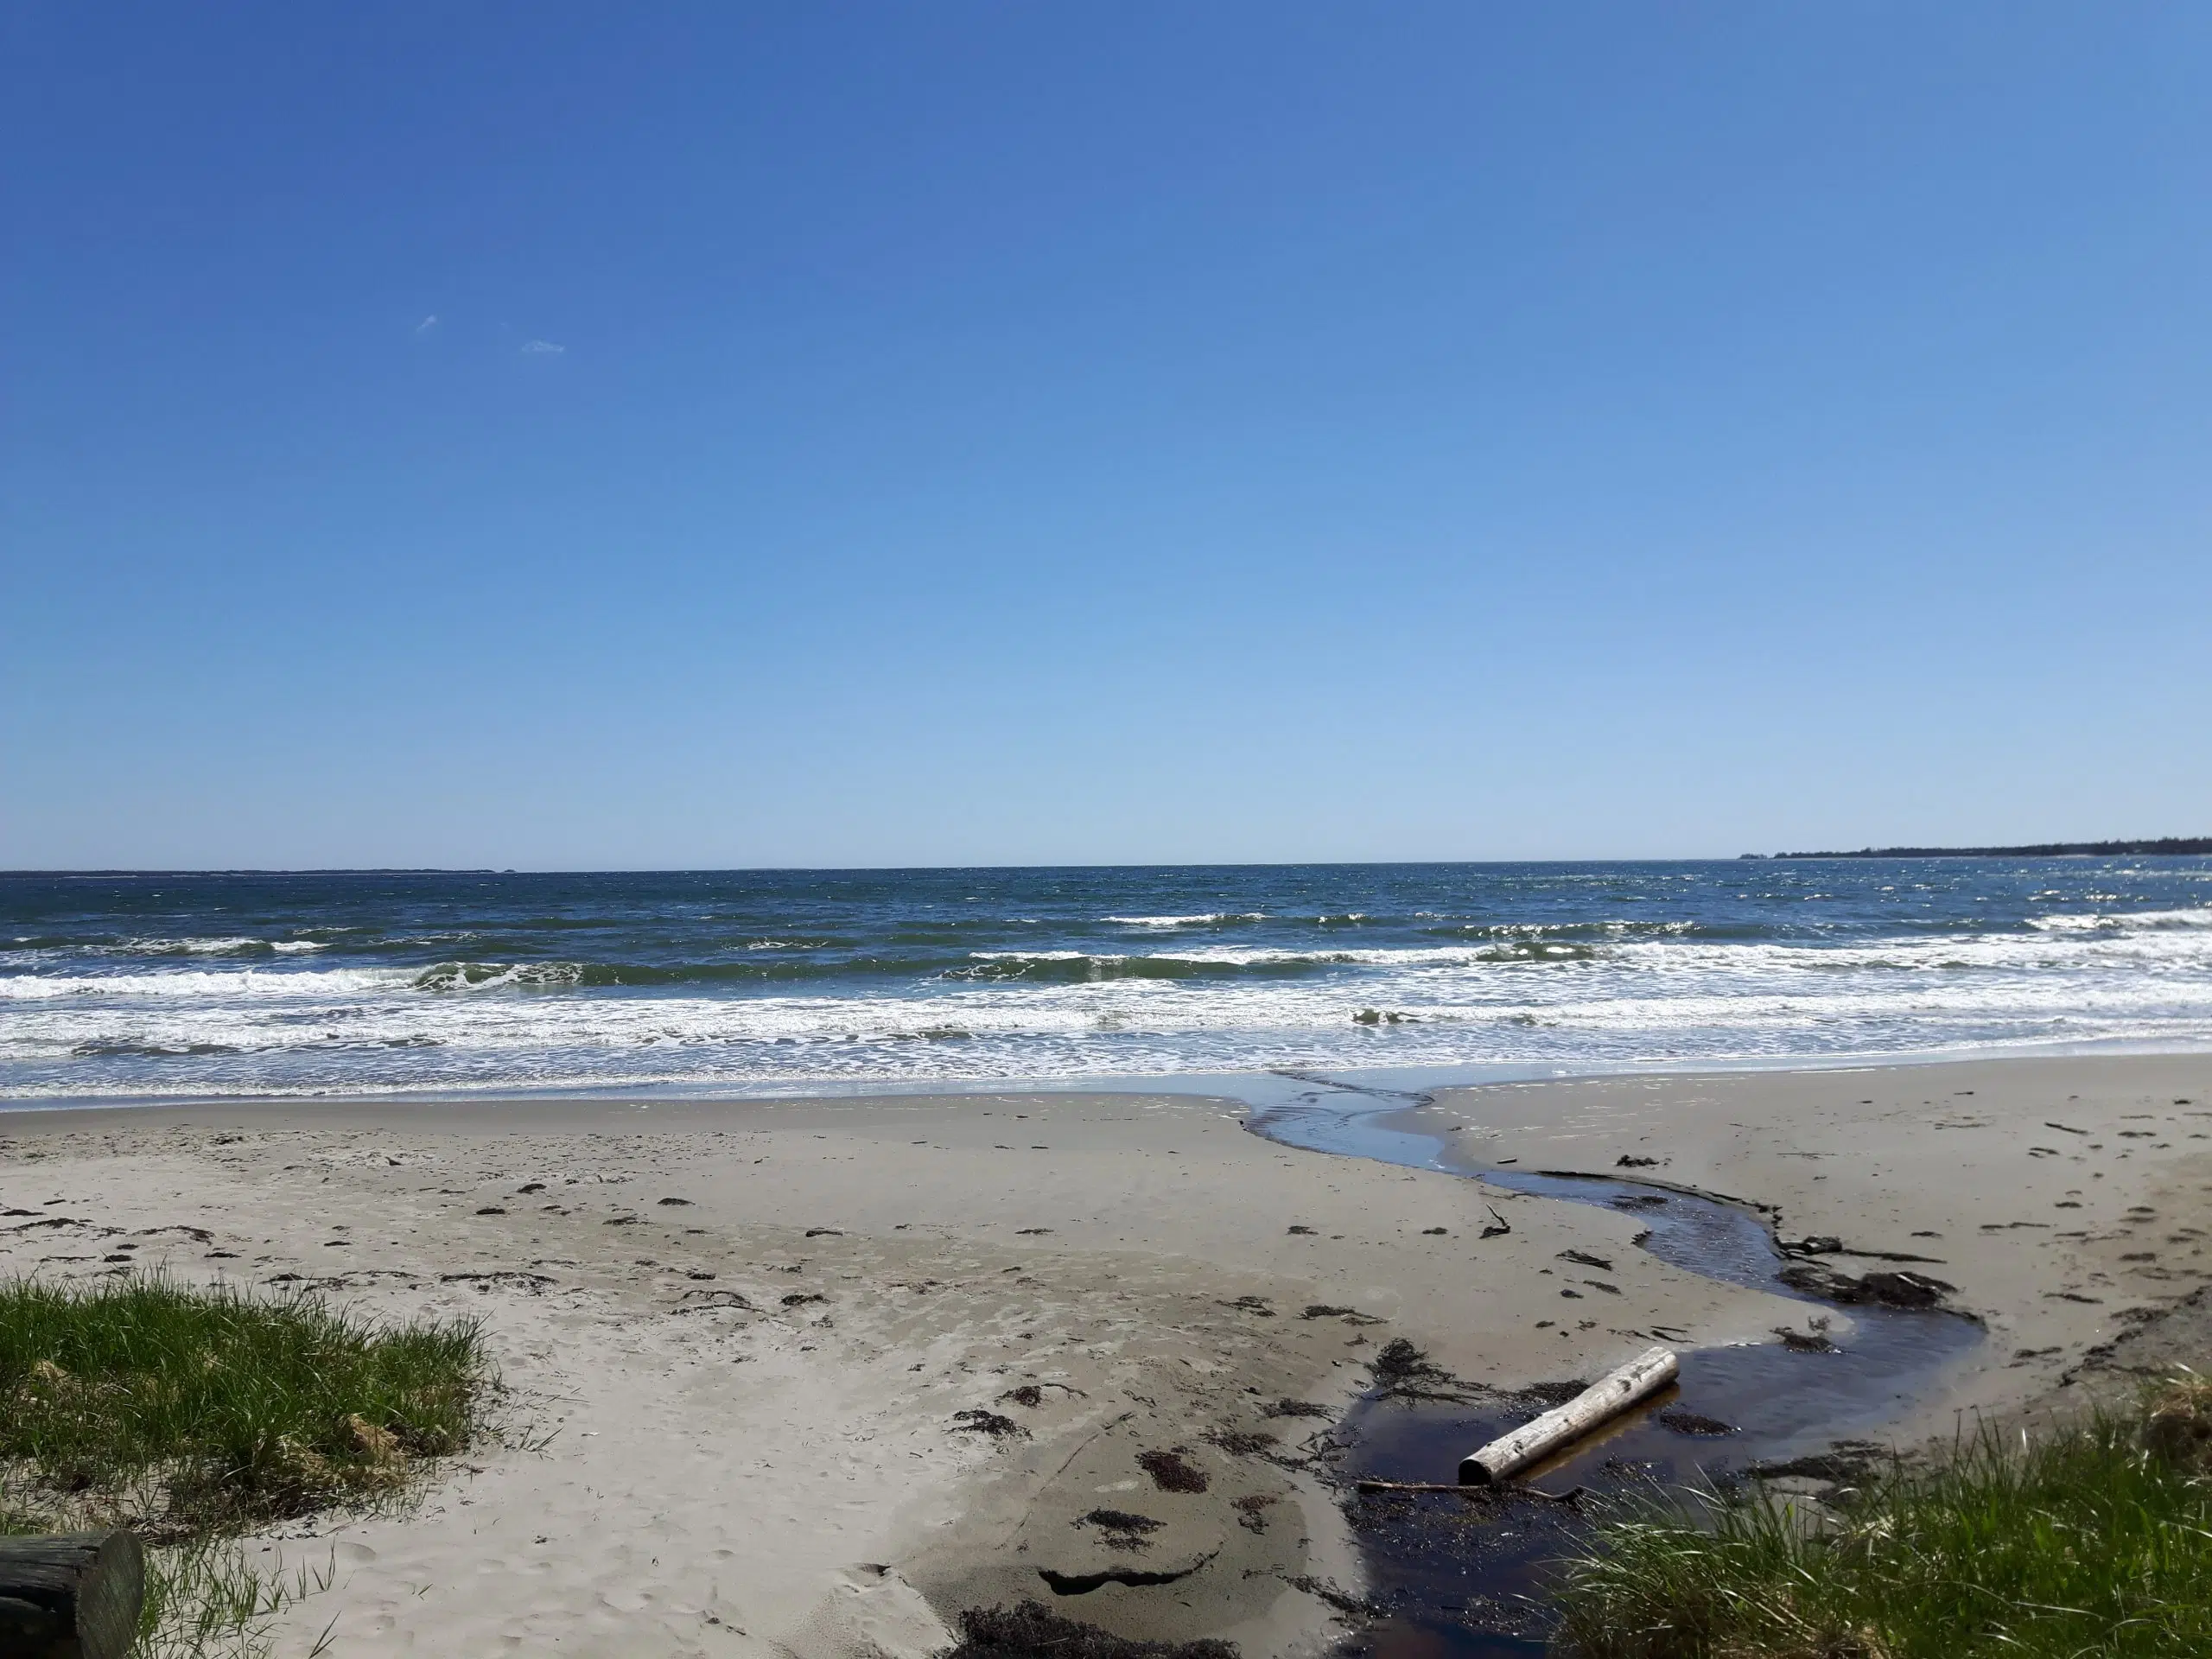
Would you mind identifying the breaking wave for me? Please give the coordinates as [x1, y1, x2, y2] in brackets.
[3, 862, 2208, 1098]
[1101, 912, 1268, 928]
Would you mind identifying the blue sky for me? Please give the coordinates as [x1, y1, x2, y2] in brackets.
[4, 3, 2208, 868]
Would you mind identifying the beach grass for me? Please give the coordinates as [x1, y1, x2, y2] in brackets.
[136, 1535, 340, 1659]
[0, 1273, 487, 1529]
[1553, 1373, 2212, 1659]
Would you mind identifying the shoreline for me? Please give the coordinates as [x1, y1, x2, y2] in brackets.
[8, 1031, 2209, 1119]
[2, 1052, 2207, 1654]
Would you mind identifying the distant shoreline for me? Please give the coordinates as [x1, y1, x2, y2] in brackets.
[1750, 837, 2212, 860]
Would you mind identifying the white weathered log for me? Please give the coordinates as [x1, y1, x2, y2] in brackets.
[1459, 1345, 1679, 1484]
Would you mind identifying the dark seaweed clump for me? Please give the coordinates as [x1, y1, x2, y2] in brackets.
[1080, 1508, 1165, 1551]
[1368, 1338, 1471, 1402]
[1137, 1448, 1209, 1492]
[951, 1409, 1027, 1440]
[1083, 1509, 1163, 1534]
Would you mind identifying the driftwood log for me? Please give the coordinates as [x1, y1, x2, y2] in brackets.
[0, 1532, 145, 1659]
[1459, 1344, 1679, 1484]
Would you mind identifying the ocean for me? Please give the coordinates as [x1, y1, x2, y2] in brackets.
[3, 860, 2209, 1101]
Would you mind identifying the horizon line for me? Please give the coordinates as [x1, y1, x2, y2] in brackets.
[5, 840, 2209, 880]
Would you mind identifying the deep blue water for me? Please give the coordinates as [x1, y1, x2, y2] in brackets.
[3, 859, 2209, 1099]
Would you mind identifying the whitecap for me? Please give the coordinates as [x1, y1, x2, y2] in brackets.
[0, 966, 410, 1000]
[2029, 906, 2212, 932]
[1101, 913, 1265, 927]
[120, 936, 327, 957]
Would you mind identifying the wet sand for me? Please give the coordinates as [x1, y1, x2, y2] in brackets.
[0, 1052, 2206, 1656]
[1427, 1052, 2212, 1440]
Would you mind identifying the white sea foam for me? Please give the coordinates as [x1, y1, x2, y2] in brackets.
[0, 966, 410, 1001]
[2030, 907, 2212, 932]
[1101, 913, 1267, 927]
[412, 962, 586, 992]
[9, 884, 2212, 1099]
[118, 937, 333, 957]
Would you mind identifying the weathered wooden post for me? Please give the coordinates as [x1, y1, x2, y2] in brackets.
[1459, 1345, 1680, 1484]
[0, 1531, 145, 1659]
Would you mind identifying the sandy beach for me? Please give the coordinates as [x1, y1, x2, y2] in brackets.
[2, 1051, 2207, 1656]
[1427, 1052, 2212, 1436]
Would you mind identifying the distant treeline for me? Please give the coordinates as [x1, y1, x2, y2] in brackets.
[1751, 838, 2212, 860]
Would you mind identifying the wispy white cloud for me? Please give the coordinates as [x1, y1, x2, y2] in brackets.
[520, 339, 565, 355]
[414, 314, 439, 336]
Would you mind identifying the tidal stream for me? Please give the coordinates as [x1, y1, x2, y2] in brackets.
[1236, 1070, 1985, 1657]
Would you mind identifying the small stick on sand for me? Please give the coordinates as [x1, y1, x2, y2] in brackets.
[1459, 1345, 1679, 1484]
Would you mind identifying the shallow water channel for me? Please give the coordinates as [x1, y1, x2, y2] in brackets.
[1235, 1070, 1985, 1657]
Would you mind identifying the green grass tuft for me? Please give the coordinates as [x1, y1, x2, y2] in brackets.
[136, 1538, 340, 1659]
[1553, 1377, 2212, 1659]
[0, 1273, 487, 1528]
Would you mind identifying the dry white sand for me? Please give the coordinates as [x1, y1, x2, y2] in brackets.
[1, 1052, 2206, 1656]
